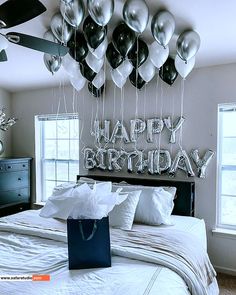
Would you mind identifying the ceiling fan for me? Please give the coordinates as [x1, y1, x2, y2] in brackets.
[0, 0, 68, 62]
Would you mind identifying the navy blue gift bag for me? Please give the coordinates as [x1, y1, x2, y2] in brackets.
[67, 216, 111, 269]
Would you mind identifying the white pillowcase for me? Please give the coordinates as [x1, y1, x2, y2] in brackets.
[109, 190, 142, 230]
[135, 187, 174, 225]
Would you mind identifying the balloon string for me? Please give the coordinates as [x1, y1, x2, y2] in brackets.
[170, 89, 175, 156]
[121, 86, 125, 151]
[143, 83, 147, 152]
[155, 75, 159, 149]
[134, 37, 139, 152]
[90, 94, 94, 135]
[178, 78, 185, 150]
[112, 84, 116, 149]
[102, 58, 106, 123]
[158, 75, 163, 152]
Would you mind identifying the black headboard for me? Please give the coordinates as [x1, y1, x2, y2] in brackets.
[77, 175, 195, 217]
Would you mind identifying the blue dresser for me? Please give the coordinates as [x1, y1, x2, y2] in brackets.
[0, 158, 32, 217]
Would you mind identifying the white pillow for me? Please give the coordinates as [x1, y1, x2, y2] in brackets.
[135, 187, 174, 225]
[109, 190, 141, 230]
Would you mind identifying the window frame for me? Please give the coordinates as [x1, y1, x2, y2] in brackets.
[35, 113, 79, 203]
[217, 103, 236, 230]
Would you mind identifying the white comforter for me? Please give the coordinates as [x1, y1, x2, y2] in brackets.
[0, 210, 219, 295]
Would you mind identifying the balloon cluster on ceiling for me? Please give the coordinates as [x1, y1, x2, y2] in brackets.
[44, 0, 201, 97]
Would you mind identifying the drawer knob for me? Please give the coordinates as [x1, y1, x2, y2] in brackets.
[22, 164, 26, 167]
[8, 166, 12, 169]
[18, 177, 22, 181]
[18, 194, 22, 197]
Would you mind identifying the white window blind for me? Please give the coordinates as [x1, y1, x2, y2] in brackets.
[35, 113, 79, 202]
[217, 104, 236, 229]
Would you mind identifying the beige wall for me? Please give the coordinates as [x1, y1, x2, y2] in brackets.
[0, 88, 12, 157]
[11, 62, 236, 273]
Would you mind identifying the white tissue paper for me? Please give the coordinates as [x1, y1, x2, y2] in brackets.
[40, 181, 128, 220]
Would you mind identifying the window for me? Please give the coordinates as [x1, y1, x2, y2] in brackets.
[217, 104, 236, 229]
[35, 114, 79, 202]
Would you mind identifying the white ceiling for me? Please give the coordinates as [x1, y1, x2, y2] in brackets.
[1, 0, 236, 92]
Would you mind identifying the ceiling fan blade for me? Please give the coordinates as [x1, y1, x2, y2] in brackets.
[0, 0, 46, 29]
[6, 32, 69, 56]
[0, 50, 7, 62]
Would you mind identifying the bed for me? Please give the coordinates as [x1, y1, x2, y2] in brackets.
[0, 175, 219, 295]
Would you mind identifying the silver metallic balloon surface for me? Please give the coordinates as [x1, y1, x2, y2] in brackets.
[154, 149, 171, 174]
[84, 148, 97, 169]
[177, 30, 201, 62]
[96, 148, 107, 170]
[126, 151, 139, 173]
[147, 118, 164, 143]
[43, 54, 62, 74]
[123, 0, 149, 33]
[164, 116, 185, 144]
[110, 121, 130, 143]
[60, 0, 85, 28]
[169, 150, 195, 177]
[136, 150, 154, 174]
[88, 0, 114, 26]
[151, 10, 175, 48]
[43, 30, 58, 43]
[93, 120, 110, 143]
[130, 119, 146, 142]
[108, 149, 123, 171]
[50, 12, 73, 44]
[191, 149, 214, 178]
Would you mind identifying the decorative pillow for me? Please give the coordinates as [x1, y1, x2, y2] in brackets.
[109, 190, 142, 230]
[134, 187, 174, 225]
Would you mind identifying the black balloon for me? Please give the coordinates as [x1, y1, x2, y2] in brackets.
[129, 69, 146, 89]
[112, 23, 136, 57]
[159, 57, 178, 86]
[106, 42, 123, 69]
[128, 38, 149, 68]
[80, 60, 97, 81]
[83, 15, 107, 49]
[67, 31, 88, 62]
[88, 82, 104, 97]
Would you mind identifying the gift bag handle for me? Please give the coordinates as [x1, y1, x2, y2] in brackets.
[78, 220, 97, 241]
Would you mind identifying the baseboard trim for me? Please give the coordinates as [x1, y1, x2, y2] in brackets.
[215, 265, 236, 276]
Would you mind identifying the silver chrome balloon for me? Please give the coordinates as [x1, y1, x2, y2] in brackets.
[130, 119, 146, 142]
[60, 0, 85, 28]
[107, 149, 123, 171]
[151, 10, 175, 48]
[126, 151, 139, 173]
[136, 150, 154, 174]
[177, 30, 201, 62]
[50, 12, 73, 44]
[43, 30, 58, 43]
[154, 149, 171, 174]
[84, 148, 97, 169]
[123, 0, 149, 33]
[169, 150, 195, 177]
[164, 116, 185, 144]
[191, 149, 214, 178]
[147, 118, 164, 143]
[93, 120, 110, 143]
[88, 0, 114, 26]
[96, 148, 107, 170]
[43, 53, 62, 74]
[110, 121, 130, 143]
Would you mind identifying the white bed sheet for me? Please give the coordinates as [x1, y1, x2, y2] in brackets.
[0, 210, 217, 295]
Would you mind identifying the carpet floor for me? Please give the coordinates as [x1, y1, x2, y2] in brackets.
[217, 273, 236, 295]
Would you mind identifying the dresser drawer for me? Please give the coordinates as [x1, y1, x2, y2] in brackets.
[0, 188, 30, 206]
[5, 162, 29, 172]
[0, 171, 29, 191]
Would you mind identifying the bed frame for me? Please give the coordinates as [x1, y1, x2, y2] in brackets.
[77, 175, 195, 217]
